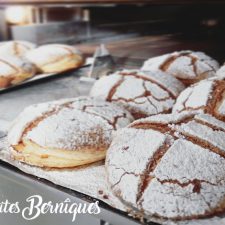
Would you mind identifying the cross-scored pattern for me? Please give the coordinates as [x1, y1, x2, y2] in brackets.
[141, 51, 219, 85]
[0, 41, 35, 57]
[8, 96, 133, 150]
[90, 70, 185, 119]
[0, 55, 35, 88]
[106, 112, 225, 220]
[173, 77, 225, 121]
[25, 44, 83, 68]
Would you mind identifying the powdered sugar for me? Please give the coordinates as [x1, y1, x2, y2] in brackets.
[25, 44, 82, 66]
[0, 40, 36, 57]
[173, 78, 219, 113]
[90, 70, 184, 118]
[8, 97, 133, 150]
[107, 112, 225, 219]
[141, 50, 219, 83]
[0, 55, 35, 77]
[106, 127, 167, 206]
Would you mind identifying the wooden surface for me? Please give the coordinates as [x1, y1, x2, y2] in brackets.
[75, 34, 225, 67]
[0, 0, 225, 5]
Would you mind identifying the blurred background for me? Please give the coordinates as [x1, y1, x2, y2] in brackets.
[0, 0, 225, 62]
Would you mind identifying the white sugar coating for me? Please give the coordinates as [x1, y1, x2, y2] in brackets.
[90, 69, 185, 117]
[144, 80, 169, 99]
[195, 114, 225, 131]
[106, 127, 167, 206]
[130, 111, 194, 126]
[25, 44, 81, 66]
[8, 97, 133, 150]
[0, 40, 36, 56]
[69, 96, 133, 128]
[173, 78, 216, 113]
[152, 139, 225, 183]
[89, 73, 121, 99]
[114, 75, 144, 99]
[107, 112, 225, 219]
[167, 56, 196, 79]
[176, 121, 225, 151]
[216, 65, 225, 78]
[140, 178, 225, 219]
[0, 55, 35, 77]
[143, 70, 185, 96]
[141, 53, 171, 71]
[8, 98, 75, 145]
[26, 108, 113, 150]
[141, 50, 219, 81]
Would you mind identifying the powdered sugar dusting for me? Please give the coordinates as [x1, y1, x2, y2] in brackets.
[141, 50, 219, 82]
[173, 78, 218, 113]
[0, 55, 35, 77]
[107, 112, 225, 219]
[106, 127, 167, 206]
[8, 97, 133, 150]
[90, 70, 184, 118]
[0, 40, 36, 57]
[25, 44, 82, 66]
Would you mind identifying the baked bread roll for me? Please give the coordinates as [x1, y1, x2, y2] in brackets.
[25, 44, 84, 73]
[90, 70, 185, 119]
[141, 50, 219, 85]
[106, 112, 225, 220]
[8, 97, 133, 168]
[0, 55, 36, 88]
[0, 40, 36, 57]
[173, 77, 225, 121]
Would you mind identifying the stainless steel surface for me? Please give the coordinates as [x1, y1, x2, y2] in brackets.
[88, 44, 116, 78]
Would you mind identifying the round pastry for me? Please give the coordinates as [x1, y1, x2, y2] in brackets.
[106, 112, 225, 220]
[173, 77, 225, 121]
[0, 40, 36, 57]
[0, 55, 36, 88]
[141, 50, 219, 85]
[90, 70, 185, 119]
[25, 44, 84, 73]
[8, 97, 133, 168]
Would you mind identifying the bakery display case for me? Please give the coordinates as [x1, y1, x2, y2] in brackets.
[1, 1, 225, 225]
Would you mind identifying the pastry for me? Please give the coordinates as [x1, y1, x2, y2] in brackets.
[8, 97, 133, 168]
[141, 50, 219, 85]
[90, 69, 185, 119]
[173, 77, 225, 121]
[0, 55, 36, 88]
[106, 112, 225, 220]
[216, 64, 225, 78]
[0, 40, 36, 57]
[25, 44, 84, 73]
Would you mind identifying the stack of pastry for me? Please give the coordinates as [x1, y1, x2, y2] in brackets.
[0, 40, 84, 88]
[8, 49, 225, 222]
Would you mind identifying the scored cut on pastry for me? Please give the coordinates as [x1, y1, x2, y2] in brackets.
[173, 77, 225, 121]
[0, 55, 36, 88]
[141, 50, 219, 85]
[25, 44, 84, 73]
[0, 40, 36, 57]
[106, 112, 225, 220]
[8, 97, 133, 168]
[90, 69, 185, 119]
